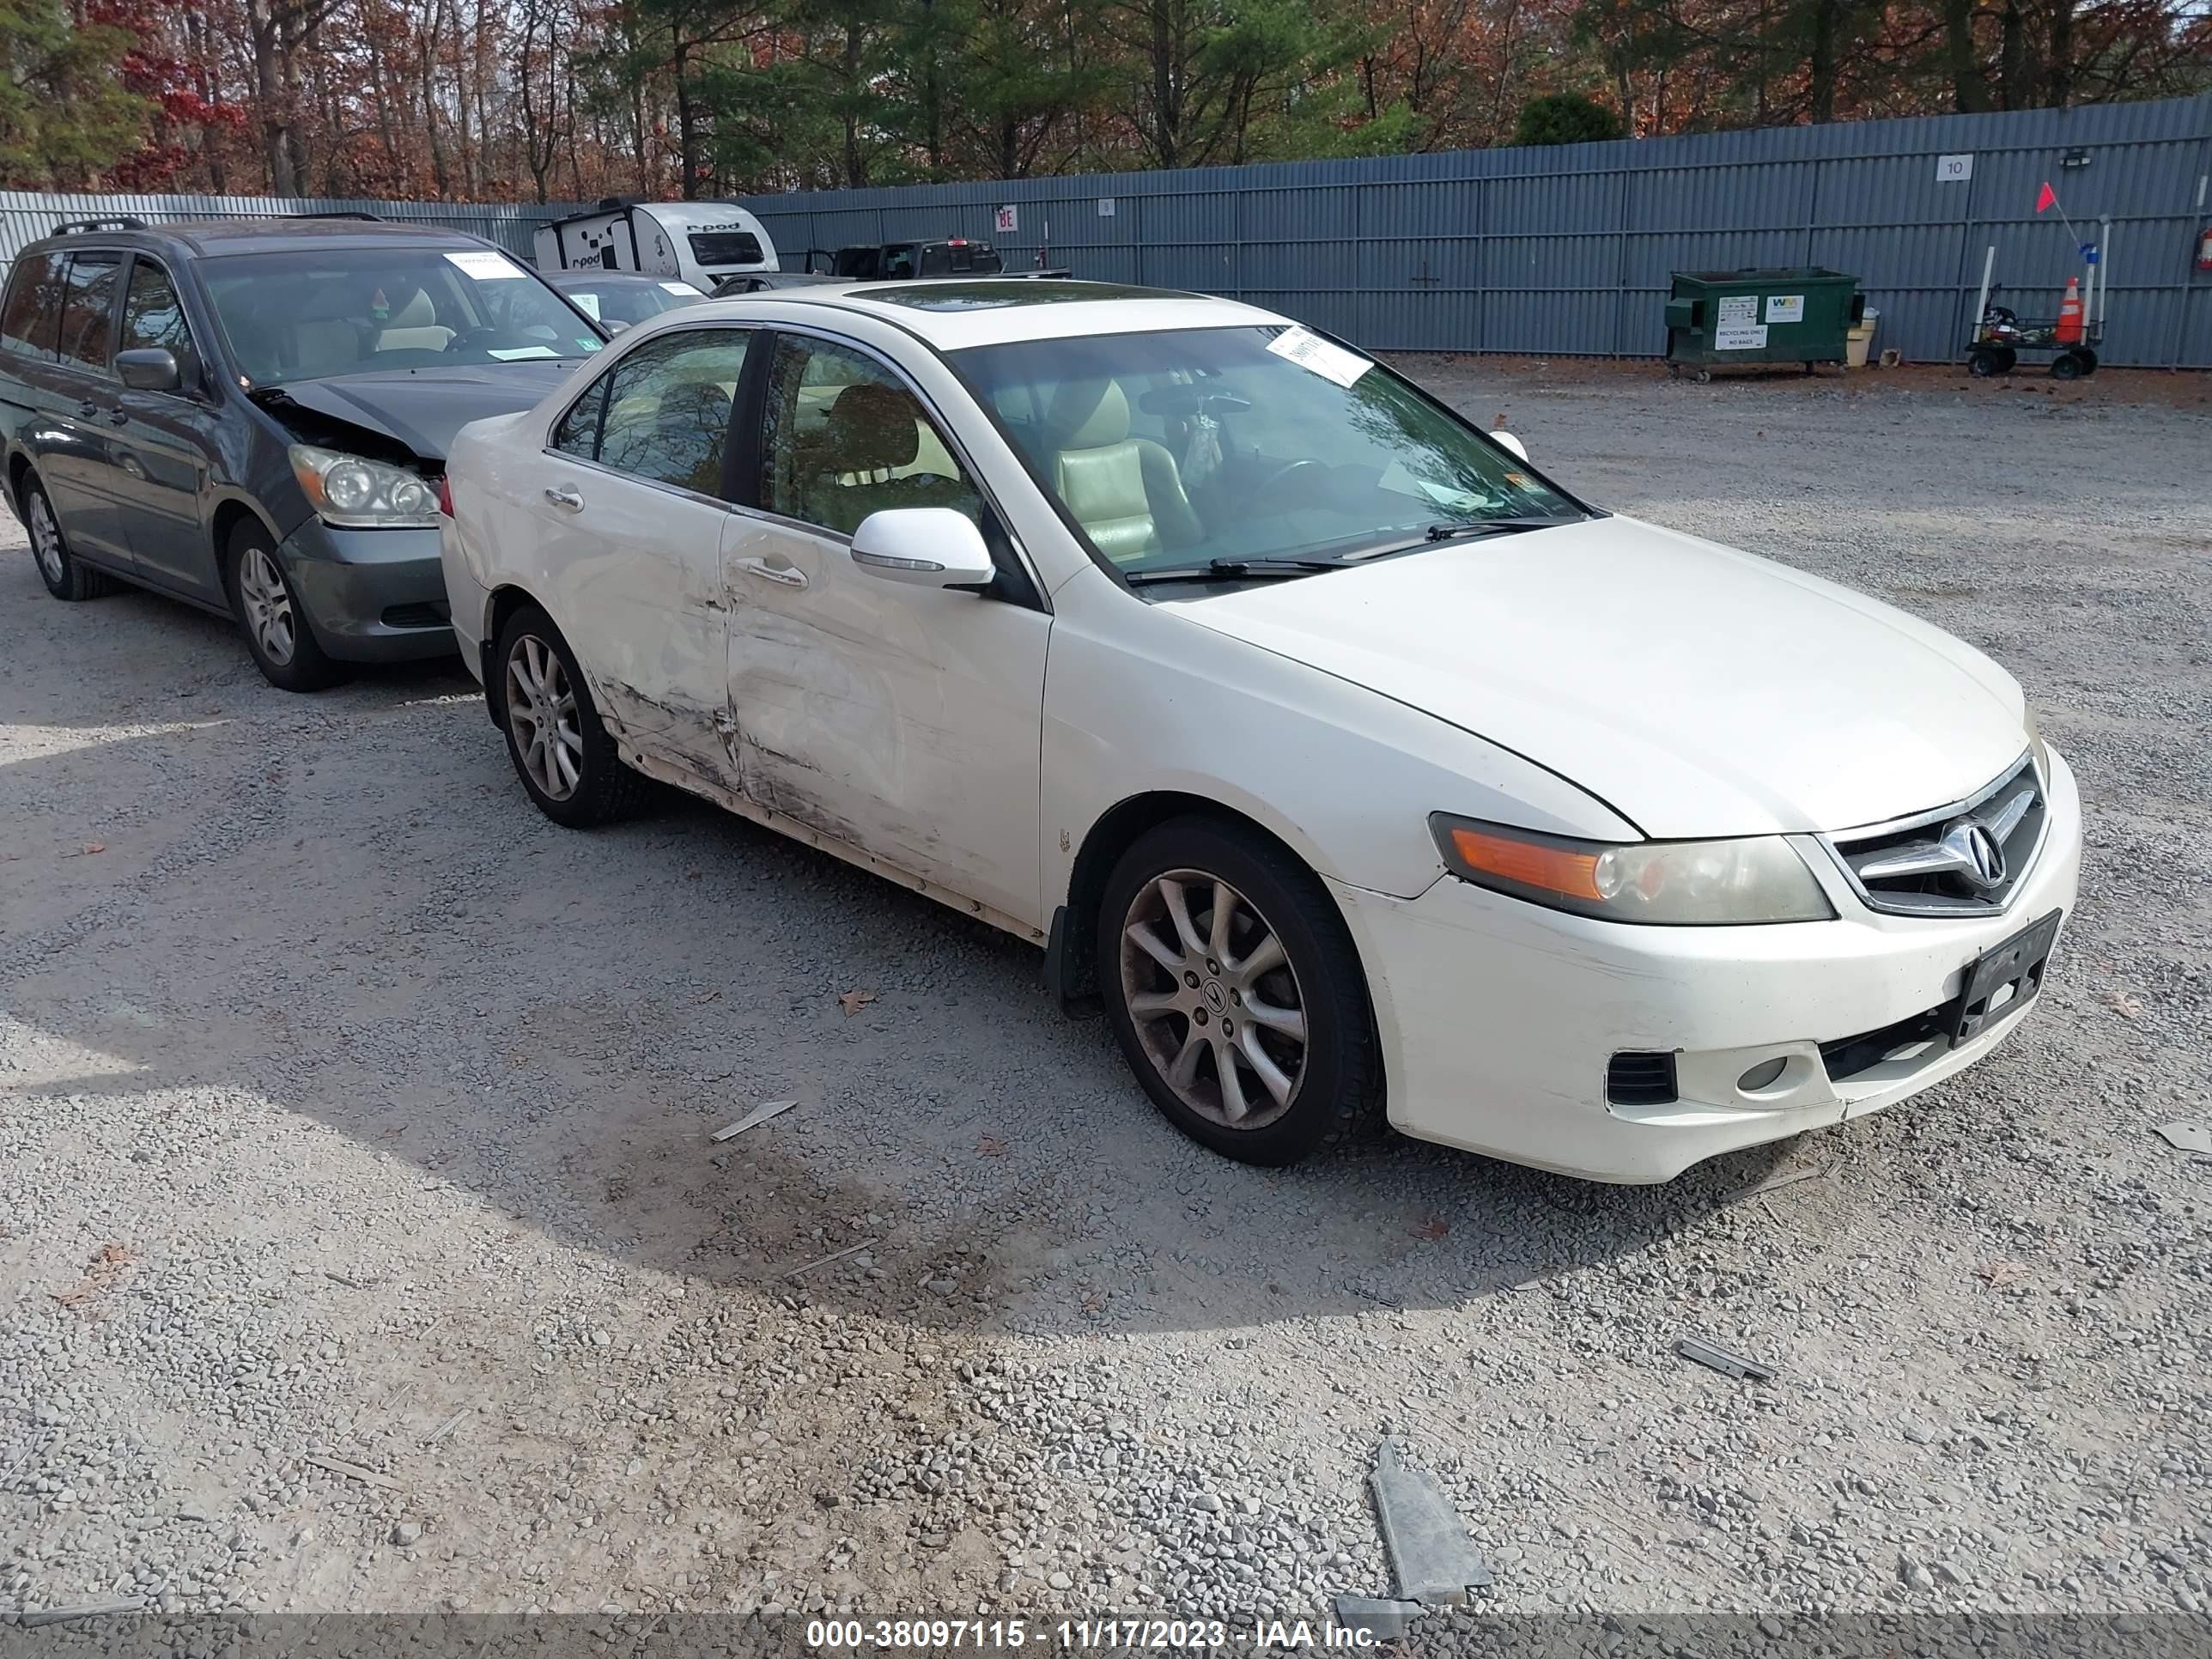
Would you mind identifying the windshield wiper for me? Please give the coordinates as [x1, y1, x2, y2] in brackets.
[1424, 516, 1576, 541]
[1122, 556, 1346, 586]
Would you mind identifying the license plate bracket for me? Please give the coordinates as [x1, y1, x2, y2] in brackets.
[1948, 908, 2062, 1047]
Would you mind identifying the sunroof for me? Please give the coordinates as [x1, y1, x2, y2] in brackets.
[866, 281, 1173, 311]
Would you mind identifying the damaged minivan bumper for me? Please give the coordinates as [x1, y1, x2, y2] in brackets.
[280, 520, 457, 662]
[1330, 746, 2083, 1184]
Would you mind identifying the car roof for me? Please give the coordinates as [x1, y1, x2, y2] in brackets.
[689, 279, 1287, 350]
[20, 217, 512, 262]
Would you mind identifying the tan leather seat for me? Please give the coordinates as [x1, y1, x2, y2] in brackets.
[374, 289, 455, 355]
[1045, 380, 1200, 564]
[801, 382, 975, 533]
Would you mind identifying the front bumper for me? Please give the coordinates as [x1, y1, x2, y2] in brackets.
[1333, 746, 2083, 1183]
[278, 520, 456, 663]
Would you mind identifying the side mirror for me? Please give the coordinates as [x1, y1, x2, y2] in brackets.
[1491, 431, 1529, 463]
[606, 319, 631, 334]
[850, 508, 996, 589]
[115, 347, 182, 393]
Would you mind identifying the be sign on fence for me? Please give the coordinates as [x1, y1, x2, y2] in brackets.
[1936, 154, 1974, 183]
[994, 204, 1018, 234]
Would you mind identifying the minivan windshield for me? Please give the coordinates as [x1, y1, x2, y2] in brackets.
[202, 246, 605, 387]
[951, 325, 1582, 580]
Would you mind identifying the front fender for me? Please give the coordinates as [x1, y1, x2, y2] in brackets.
[1042, 566, 1635, 912]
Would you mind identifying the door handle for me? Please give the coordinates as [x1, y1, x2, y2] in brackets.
[76, 400, 98, 419]
[734, 556, 808, 589]
[107, 409, 129, 427]
[543, 486, 584, 512]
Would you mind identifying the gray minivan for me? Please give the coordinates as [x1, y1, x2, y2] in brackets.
[0, 216, 606, 690]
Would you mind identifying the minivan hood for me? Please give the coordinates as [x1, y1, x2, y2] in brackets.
[1165, 515, 2028, 838]
[256, 361, 580, 464]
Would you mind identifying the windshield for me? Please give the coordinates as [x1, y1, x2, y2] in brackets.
[951, 325, 1580, 578]
[559, 279, 706, 326]
[202, 246, 605, 386]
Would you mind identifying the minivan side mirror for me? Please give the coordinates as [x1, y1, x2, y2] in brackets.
[115, 347, 183, 393]
[849, 508, 996, 589]
[1491, 430, 1529, 463]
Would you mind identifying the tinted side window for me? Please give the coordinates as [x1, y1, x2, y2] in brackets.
[0, 252, 65, 362]
[759, 333, 982, 537]
[594, 329, 750, 495]
[56, 255, 123, 372]
[552, 375, 608, 459]
[118, 258, 196, 362]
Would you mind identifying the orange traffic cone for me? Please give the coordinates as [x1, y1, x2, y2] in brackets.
[2056, 276, 2085, 344]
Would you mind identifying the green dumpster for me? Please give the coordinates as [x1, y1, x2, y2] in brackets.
[1663, 268, 1864, 380]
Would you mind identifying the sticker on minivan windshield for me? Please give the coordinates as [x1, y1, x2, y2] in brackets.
[1267, 326, 1372, 388]
[446, 250, 528, 281]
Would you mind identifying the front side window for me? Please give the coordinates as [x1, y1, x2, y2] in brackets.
[759, 333, 982, 537]
[951, 325, 1581, 579]
[56, 254, 123, 371]
[200, 246, 604, 386]
[592, 328, 750, 495]
[0, 252, 64, 361]
[118, 258, 196, 363]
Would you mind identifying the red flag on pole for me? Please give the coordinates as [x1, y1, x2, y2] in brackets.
[2035, 182, 2057, 213]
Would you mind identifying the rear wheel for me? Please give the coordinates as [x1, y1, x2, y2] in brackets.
[2050, 350, 2086, 382]
[1968, 346, 2007, 378]
[494, 605, 647, 828]
[1099, 817, 1377, 1166]
[22, 477, 112, 601]
[225, 520, 348, 692]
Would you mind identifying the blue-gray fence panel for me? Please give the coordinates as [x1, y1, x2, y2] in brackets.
[4, 92, 2208, 366]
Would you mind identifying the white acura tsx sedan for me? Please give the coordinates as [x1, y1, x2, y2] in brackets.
[438, 280, 2080, 1182]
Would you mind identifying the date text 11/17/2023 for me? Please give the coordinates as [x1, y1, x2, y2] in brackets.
[805, 1616, 1388, 1650]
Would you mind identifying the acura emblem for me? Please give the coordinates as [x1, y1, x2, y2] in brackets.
[1938, 818, 2007, 890]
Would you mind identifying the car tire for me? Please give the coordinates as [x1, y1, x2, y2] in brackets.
[21, 476, 113, 602]
[1098, 816, 1379, 1167]
[224, 520, 349, 692]
[493, 604, 647, 828]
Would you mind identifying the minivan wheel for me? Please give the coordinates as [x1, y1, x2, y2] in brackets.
[22, 478, 112, 601]
[494, 605, 647, 828]
[224, 520, 348, 692]
[1099, 817, 1378, 1167]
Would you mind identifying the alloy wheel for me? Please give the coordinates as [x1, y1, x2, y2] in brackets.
[28, 492, 64, 585]
[238, 544, 297, 665]
[1119, 869, 1309, 1130]
[505, 635, 584, 802]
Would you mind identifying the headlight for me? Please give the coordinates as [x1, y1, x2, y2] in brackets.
[2024, 707, 2051, 783]
[288, 445, 439, 528]
[1429, 813, 1834, 926]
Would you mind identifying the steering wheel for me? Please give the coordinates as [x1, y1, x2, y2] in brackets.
[1248, 458, 1328, 499]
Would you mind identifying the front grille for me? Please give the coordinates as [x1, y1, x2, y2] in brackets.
[1823, 753, 2045, 918]
[1607, 1051, 1678, 1106]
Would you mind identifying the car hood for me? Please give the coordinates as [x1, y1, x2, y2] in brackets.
[255, 362, 580, 464]
[1164, 515, 2028, 838]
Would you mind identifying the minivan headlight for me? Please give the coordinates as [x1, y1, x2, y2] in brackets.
[1429, 814, 1834, 925]
[289, 445, 439, 528]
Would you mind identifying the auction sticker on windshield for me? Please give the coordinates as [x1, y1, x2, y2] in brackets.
[446, 250, 529, 281]
[1267, 325, 1371, 388]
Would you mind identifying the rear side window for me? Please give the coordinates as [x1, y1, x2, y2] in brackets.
[118, 258, 196, 361]
[686, 231, 763, 267]
[551, 376, 608, 459]
[592, 328, 750, 495]
[0, 252, 65, 361]
[56, 254, 123, 371]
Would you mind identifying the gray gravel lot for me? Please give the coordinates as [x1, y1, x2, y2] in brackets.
[3, 363, 2208, 1626]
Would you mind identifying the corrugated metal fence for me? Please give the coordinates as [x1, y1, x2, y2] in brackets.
[5, 91, 2209, 367]
[737, 94, 2212, 368]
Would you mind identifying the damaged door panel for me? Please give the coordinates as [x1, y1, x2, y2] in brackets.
[727, 330, 1048, 927]
[507, 326, 754, 770]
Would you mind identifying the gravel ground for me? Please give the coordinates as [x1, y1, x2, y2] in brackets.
[3, 363, 2208, 1631]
